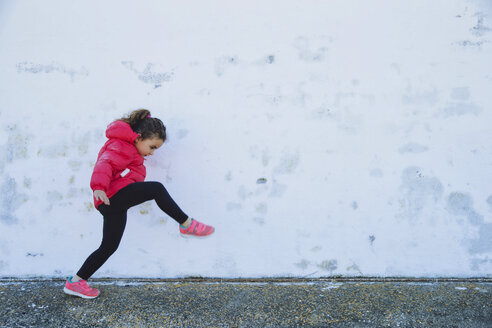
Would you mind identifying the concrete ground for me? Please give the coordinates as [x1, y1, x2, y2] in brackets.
[0, 278, 490, 328]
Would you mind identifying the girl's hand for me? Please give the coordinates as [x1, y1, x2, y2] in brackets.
[94, 190, 110, 205]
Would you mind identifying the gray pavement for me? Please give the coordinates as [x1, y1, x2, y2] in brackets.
[0, 278, 491, 327]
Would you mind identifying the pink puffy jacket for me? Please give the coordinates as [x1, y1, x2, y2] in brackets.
[90, 121, 146, 209]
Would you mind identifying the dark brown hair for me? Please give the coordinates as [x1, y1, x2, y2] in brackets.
[119, 109, 166, 141]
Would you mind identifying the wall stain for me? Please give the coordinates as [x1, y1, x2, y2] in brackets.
[402, 87, 439, 106]
[72, 131, 91, 156]
[487, 195, 492, 211]
[446, 192, 492, 256]
[450, 87, 470, 101]
[26, 252, 44, 257]
[346, 263, 362, 274]
[253, 55, 276, 65]
[255, 146, 270, 167]
[317, 259, 338, 273]
[255, 203, 268, 214]
[442, 102, 480, 117]
[23, 177, 32, 189]
[237, 185, 253, 200]
[334, 92, 375, 109]
[293, 36, 330, 62]
[67, 188, 77, 199]
[273, 150, 300, 175]
[269, 180, 287, 198]
[253, 217, 265, 225]
[67, 188, 90, 199]
[215, 56, 238, 77]
[37, 143, 70, 158]
[471, 257, 492, 271]
[256, 178, 267, 184]
[122, 61, 173, 88]
[370, 168, 383, 178]
[447, 192, 482, 225]
[84, 202, 94, 212]
[16, 62, 89, 81]
[295, 259, 310, 270]
[470, 224, 492, 255]
[46, 191, 63, 201]
[1, 176, 24, 224]
[312, 106, 333, 119]
[6, 125, 30, 162]
[471, 13, 491, 37]
[399, 166, 443, 219]
[138, 202, 152, 215]
[457, 40, 484, 47]
[441, 86, 480, 117]
[455, 12, 490, 48]
[398, 143, 429, 154]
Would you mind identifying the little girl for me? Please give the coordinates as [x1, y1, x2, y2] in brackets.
[64, 109, 214, 299]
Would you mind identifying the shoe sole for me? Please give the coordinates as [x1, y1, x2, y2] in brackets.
[63, 287, 99, 299]
[180, 231, 215, 239]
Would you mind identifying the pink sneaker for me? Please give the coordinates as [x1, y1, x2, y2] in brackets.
[63, 277, 100, 299]
[179, 218, 214, 238]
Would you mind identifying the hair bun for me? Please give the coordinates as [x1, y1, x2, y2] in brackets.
[118, 108, 165, 141]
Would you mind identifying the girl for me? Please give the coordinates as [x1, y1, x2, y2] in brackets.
[64, 109, 214, 299]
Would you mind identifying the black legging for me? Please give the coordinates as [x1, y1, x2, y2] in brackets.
[77, 181, 188, 280]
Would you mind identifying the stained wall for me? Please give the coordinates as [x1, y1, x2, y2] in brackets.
[0, 0, 491, 278]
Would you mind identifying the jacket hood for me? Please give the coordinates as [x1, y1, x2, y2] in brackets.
[105, 120, 139, 144]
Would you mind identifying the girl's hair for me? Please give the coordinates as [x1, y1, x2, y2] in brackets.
[119, 109, 166, 141]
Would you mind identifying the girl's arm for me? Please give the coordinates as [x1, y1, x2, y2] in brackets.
[90, 159, 114, 193]
[90, 141, 133, 197]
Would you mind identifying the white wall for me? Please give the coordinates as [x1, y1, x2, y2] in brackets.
[0, 0, 491, 278]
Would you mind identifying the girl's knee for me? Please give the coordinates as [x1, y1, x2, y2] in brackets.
[148, 181, 166, 193]
[149, 181, 164, 188]
[100, 244, 119, 257]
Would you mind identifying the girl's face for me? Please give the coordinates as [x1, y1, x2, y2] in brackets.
[135, 136, 164, 157]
